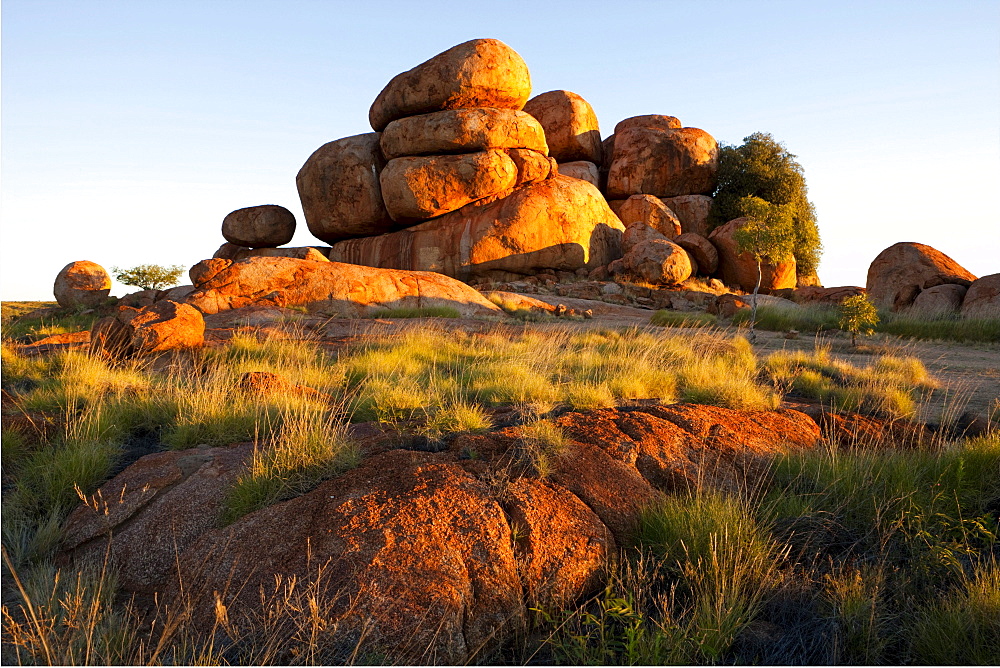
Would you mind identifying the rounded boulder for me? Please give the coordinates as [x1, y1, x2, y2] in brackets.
[523, 90, 602, 163]
[53, 261, 111, 308]
[866, 242, 977, 311]
[607, 126, 718, 199]
[380, 107, 547, 160]
[222, 205, 295, 248]
[960, 273, 1000, 319]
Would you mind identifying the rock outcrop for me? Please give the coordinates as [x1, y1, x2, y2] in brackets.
[960, 273, 1000, 319]
[53, 261, 112, 309]
[222, 205, 295, 248]
[708, 217, 797, 293]
[866, 242, 977, 311]
[183, 256, 502, 317]
[369, 39, 531, 132]
[296, 133, 397, 243]
[329, 176, 625, 282]
[523, 90, 602, 164]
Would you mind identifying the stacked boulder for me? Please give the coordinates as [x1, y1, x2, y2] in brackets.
[867, 242, 995, 317]
[523, 90, 603, 188]
[216, 205, 331, 262]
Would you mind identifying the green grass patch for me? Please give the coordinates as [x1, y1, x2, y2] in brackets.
[877, 313, 1000, 343]
[368, 305, 460, 319]
[732, 303, 841, 332]
[650, 310, 718, 328]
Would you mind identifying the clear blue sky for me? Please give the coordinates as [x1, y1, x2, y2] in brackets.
[2, 0, 998, 300]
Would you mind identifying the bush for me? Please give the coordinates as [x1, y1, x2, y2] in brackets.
[111, 264, 184, 291]
[839, 294, 880, 346]
[712, 132, 823, 276]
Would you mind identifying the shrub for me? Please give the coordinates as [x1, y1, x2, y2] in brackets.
[111, 264, 184, 291]
[839, 294, 880, 346]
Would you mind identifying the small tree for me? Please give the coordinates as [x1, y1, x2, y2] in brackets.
[839, 294, 880, 346]
[732, 196, 795, 342]
[112, 264, 185, 291]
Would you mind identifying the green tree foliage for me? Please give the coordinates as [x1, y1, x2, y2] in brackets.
[111, 264, 185, 291]
[712, 132, 823, 276]
[733, 196, 795, 342]
[839, 294, 880, 346]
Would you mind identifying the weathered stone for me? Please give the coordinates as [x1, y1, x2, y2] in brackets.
[213, 242, 249, 260]
[622, 220, 668, 254]
[617, 194, 681, 239]
[557, 160, 599, 187]
[708, 217, 797, 293]
[960, 274, 1000, 319]
[230, 246, 330, 263]
[523, 90, 602, 163]
[380, 150, 518, 222]
[129, 301, 205, 355]
[794, 286, 865, 305]
[369, 39, 531, 131]
[119, 290, 159, 308]
[866, 242, 977, 311]
[607, 127, 718, 198]
[157, 284, 196, 303]
[53, 261, 111, 309]
[708, 293, 751, 318]
[379, 108, 547, 160]
[623, 239, 693, 285]
[222, 205, 295, 248]
[910, 284, 967, 317]
[329, 176, 625, 282]
[600, 134, 616, 168]
[674, 233, 718, 275]
[614, 114, 682, 134]
[296, 133, 397, 244]
[184, 257, 502, 318]
[506, 148, 552, 185]
[660, 194, 713, 236]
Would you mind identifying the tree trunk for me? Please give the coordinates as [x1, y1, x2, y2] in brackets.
[749, 259, 762, 342]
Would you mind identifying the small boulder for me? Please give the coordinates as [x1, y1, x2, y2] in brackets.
[379, 107, 547, 160]
[379, 150, 518, 222]
[910, 284, 967, 317]
[623, 238, 693, 285]
[369, 38, 531, 131]
[128, 301, 205, 355]
[866, 242, 977, 311]
[523, 90, 602, 163]
[960, 273, 1000, 319]
[222, 205, 295, 248]
[660, 194, 713, 236]
[708, 293, 751, 318]
[607, 127, 718, 198]
[296, 133, 396, 244]
[53, 261, 111, 309]
[557, 160, 600, 187]
[507, 148, 553, 185]
[674, 233, 718, 275]
[213, 242, 249, 260]
[708, 217, 797, 293]
[617, 194, 681, 239]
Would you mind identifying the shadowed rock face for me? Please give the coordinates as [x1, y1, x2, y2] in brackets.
[59, 403, 819, 664]
[961, 273, 1000, 318]
[708, 217, 797, 293]
[866, 242, 977, 311]
[182, 256, 502, 317]
[369, 38, 532, 132]
[222, 205, 295, 248]
[329, 175, 625, 282]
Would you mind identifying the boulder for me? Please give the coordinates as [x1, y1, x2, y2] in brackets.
[53, 261, 111, 309]
[708, 293, 751, 318]
[230, 246, 330, 263]
[708, 217, 797, 293]
[600, 134, 616, 168]
[909, 284, 967, 317]
[379, 150, 518, 222]
[557, 160, 599, 187]
[157, 284, 196, 303]
[794, 285, 865, 306]
[369, 39, 531, 131]
[674, 233, 718, 275]
[613, 114, 682, 134]
[507, 148, 553, 184]
[183, 256, 502, 318]
[213, 242, 249, 260]
[866, 242, 977, 311]
[329, 175, 625, 282]
[118, 289, 159, 308]
[607, 127, 718, 199]
[522, 90, 602, 163]
[960, 273, 1000, 319]
[90, 301, 204, 359]
[619, 221, 692, 285]
[221, 205, 295, 248]
[296, 133, 397, 244]
[796, 271, 823, 288]
[660, 194, 713, 236]
[616, 194, 681, 239]
[379, 107, 547, 160]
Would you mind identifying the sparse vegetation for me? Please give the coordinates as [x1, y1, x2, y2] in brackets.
[650, 310, 717, 328]
[368, 305, 461, 319]
[839, 294, 880, 346]
[110, 263, 185, 291]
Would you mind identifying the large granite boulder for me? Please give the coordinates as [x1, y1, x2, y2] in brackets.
[523, 90, 602, 164]
[616, 194, 681, 239]
[660, 194, 713, 236]
[183, 256, 502, 318]
[866, 242, 977, 311]
[910, 284, 967, 317]
[53, 261, 112, 309]
[221, 205, 295, 248]
[380, 150, 518, 222]
[296, 133, 397, 244]
[708, 217, 797, 293]
[607, 126, 718, 199]
[379, 108, 547, 160]
[674, 233, 718, 275]
[960, 274, 1000, 319]
[90, 300, 205, 360]
[622, 232, 693, 285]
[329, 175, 625, 282]
[369, 39, 531, 131]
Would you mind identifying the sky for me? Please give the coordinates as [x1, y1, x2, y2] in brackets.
[2, 0, 998, 300]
